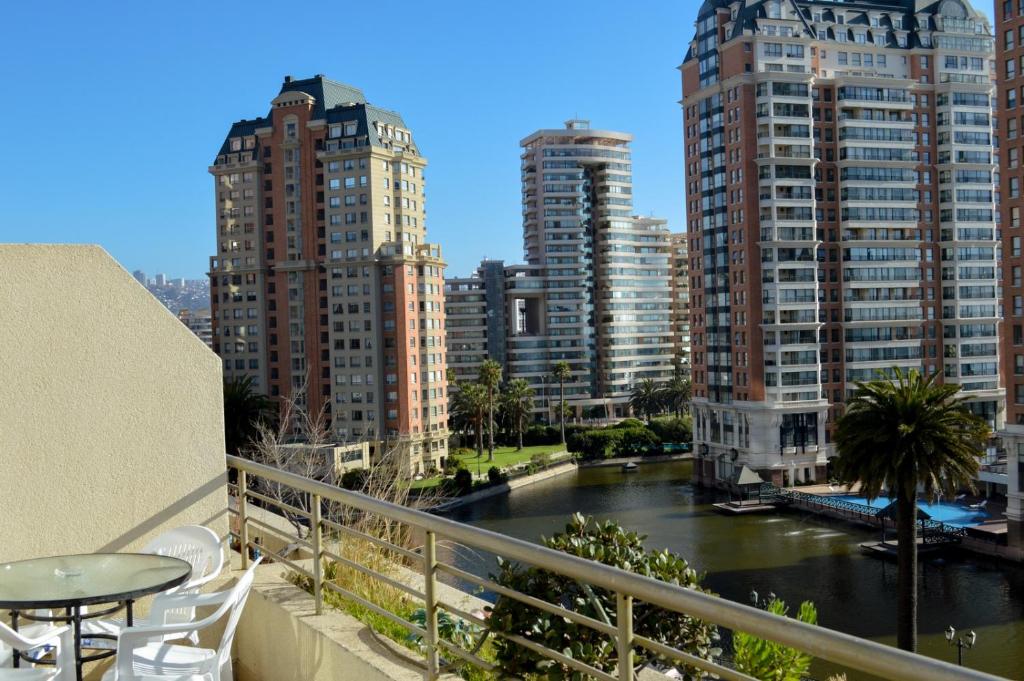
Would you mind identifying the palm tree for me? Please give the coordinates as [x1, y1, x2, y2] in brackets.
[223, 376, 274, 455]
[501, 379, 535, 451]
[552, 361, 572, 444]
[659, 375, 692, 418]
[451, 382, 487, 458]
[478, 359, 503, 462]
[834, 368, 989, 652]
[629, 378, 663, 421]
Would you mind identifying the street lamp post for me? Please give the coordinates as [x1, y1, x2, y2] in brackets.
[945, 626, 976, 666]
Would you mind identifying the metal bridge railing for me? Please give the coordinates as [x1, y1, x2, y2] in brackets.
[764, 484, 967, 541]
[228, 455, 1001, 681]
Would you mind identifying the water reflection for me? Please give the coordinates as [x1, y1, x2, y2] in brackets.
[441, 461, 1024, 680]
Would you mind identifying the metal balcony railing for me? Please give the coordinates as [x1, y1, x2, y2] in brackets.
[227, 455, 1001, 681]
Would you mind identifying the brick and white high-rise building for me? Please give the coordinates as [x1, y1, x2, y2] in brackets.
[682, 0, 1003, 486]
[209, 75, 449, 474]
[995, 0, 1024, 542]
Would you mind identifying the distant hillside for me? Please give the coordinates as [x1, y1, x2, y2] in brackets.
[146, 280, 210, 313]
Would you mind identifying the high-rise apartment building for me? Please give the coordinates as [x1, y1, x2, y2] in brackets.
[995, 0, 1024, 540]
[444, 260, 508, 385]
[513, 121, 674, 417]
[209, 75, 449, 474]
[178, 308, 213, 348]
[683, 0, 1003, 487]
[443, 121, 674, 419]
[670, 232, 692, 376]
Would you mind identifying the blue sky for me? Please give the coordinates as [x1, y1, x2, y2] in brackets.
[0, 1, 995, 279]
[0, 1, 698, 278]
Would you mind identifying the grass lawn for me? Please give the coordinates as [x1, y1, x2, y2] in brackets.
[453, 443, 566, 470]
[409, 443, 568, 491]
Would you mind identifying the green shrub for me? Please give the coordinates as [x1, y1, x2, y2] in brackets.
[443, 456, 468, 476]
[569, 429, 624, 460]
[487, 466, 505, 485]
[528, 452, 551, 468]
[611, 426, 662, 457]
[452, 468, 473, 496]
[733, 596, 818, 681]
[488, 514, 720, 678]
[340, 468, 369, 491]
[611, 417, 646, 429]
[648, 415, 693, 444]
[523, 424, 561, 446]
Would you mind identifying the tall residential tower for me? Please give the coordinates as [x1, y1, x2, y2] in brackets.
[682, 0, 1002, 486]
[209, 75, 449, 474]
[444, 122, 675, 419]
[995, 0, 1024, 539]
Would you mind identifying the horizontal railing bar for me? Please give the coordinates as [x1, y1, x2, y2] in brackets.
[321, 579, 427, 639]
[436, 602, 488, 630]
[227, 455, 1001, 681]
[496, 629, 618, 681]
[244, 517, 311, 548]
[435, 561, 618, 637]
[633, 632, 758, 681]
[322, 518, 421, 562]
[242, 488, 312, 519]
[321, 549, 427, 601]
[436, 638, 497, 672]
[249, 543, 314, 581]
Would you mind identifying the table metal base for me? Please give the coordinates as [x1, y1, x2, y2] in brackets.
[10, 600, 134, 681]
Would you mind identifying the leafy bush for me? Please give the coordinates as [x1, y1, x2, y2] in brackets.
[611, 417, 646, 430]
[408, 607, 481, 655]
[340, 468, 369, 491]
[611, 426, 662, 457]
[442, 457, 464, 476]
[487, 466, 506, 485]
[648, 415, 693, 444]
[488, 514, 720, 679]
[529, 452, 552, 468]
[733, 595, 818, 681]
[523, 424, 561, 446]
[568, 429, 625, 460]
[442, 468, 474, 496]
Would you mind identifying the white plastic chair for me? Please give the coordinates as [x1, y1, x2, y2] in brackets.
[85, 526, 225, 645]
[101, 557, 262, 681]
[0, 620, 73, 680]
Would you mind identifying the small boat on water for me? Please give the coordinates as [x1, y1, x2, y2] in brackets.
[622, 461, 639, 472]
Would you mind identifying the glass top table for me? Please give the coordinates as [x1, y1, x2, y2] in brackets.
[0, 553, 191, 680]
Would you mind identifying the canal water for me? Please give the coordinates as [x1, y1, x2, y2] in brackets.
[443, 461, 1024, 680]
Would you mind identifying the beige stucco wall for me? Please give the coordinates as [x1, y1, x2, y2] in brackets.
[0, 244, 228, 562]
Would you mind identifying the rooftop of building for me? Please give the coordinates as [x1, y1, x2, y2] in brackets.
[216, 74, 412, 157]
[684, 0, 991, 61]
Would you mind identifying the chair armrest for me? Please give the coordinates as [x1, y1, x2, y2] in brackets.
[117, 590, 235, 655]
[147, 589, 233, 626]
[185, 569, 221, 591]
[6, 624, 70, 650]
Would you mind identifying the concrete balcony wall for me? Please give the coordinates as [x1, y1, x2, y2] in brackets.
[0, 245, 228, 562]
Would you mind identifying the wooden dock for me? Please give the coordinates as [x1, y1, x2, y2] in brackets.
[712, 501, 779, 515]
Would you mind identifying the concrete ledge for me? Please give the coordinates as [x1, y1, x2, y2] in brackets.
[430, 460, 578, 512]
[578, 453, 693, 468]
[234, 561, 459, 681]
